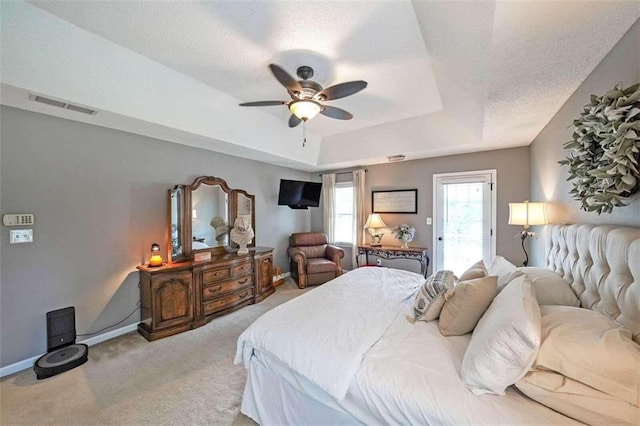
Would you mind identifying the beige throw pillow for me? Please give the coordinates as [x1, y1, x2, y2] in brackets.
[439, 276, 497, 336]
[535, 305, 640, 407]
[516, 369, 640, 426]
[458, 260, 488, 282]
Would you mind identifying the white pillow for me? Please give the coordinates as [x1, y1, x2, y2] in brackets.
[517, 267, 579, 306]
[460, 275, 541, 395]
[488, 255, 524, 292]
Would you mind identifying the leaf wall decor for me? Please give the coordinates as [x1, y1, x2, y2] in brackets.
[558, 82, 640, 214]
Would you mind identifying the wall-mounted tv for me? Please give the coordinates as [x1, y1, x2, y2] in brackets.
[277, 179, 322, 209]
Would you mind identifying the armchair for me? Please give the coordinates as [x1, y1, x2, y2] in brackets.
[288, 232, 344, 288]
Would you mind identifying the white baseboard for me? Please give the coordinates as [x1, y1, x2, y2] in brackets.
[0, 322, 138, 378]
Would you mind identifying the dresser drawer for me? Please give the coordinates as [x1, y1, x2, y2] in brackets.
[232, 262, 253, 276]
[202, 275, 253, 300]
[203, 288, 253, 315]
[202, 267, 230, 284]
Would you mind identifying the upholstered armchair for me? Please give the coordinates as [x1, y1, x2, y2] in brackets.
[288, 232, 344, 288]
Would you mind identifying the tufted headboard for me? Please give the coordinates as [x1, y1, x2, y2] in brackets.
[546, 224, 640, 344]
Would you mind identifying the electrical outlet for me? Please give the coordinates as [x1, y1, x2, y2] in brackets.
[10, 229, 33, 244]
[426, 217, 432, 225]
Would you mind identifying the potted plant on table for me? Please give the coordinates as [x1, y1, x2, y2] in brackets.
[392, 224, 415, 249]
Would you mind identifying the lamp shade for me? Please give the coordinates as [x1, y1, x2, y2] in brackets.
[508, 201, 548, 227]
[364, 213, 387, 229]
[289, 100, 321, 121]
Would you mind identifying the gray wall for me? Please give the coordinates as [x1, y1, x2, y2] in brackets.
[529, 20, 640, 266]
[0, 106, 310, 367]
[312, 147, 531, 271]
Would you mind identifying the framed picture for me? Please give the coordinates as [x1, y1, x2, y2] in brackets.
[372, 189, 418, 214]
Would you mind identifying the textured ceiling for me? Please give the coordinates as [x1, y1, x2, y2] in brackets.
[25, 0, 443, 137]
[4, 1, 640, 170]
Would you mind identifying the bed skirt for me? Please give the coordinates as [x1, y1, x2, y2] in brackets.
[241, 355, 359, 425]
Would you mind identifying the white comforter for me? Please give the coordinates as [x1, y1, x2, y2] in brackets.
[235, 267, 423, 400]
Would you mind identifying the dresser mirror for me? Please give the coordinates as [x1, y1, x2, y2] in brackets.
[230, 190, 256, 248]
[170, 176, 255, 262]
[170, 186, 184, 260]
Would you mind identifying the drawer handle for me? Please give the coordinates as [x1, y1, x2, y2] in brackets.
[239, 293, 247, 299]
[239, 278, 249, 284]
[213, 286, 222, 292]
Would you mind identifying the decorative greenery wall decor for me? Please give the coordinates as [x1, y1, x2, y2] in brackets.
[559, 82, 640, 214]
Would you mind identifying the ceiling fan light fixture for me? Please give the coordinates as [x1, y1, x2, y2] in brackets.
[289, 99, 321, 121]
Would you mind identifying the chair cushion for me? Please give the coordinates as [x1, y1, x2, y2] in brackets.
[307, 258, 338, 274]
[290, 232, 328, 247]
[297, 245, 329, 259]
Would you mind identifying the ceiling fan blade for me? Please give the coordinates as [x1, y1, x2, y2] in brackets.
[239, 101, 286, 107]
[320, 106, 353, 120]
[317, 81, 367, 101]
[269, 64, 303, 94]
[288, 114, 302, 128]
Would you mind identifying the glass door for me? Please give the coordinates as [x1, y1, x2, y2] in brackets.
[433, 170, 496, 276]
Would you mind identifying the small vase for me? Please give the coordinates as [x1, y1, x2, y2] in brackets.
[400, 237, 410, 249]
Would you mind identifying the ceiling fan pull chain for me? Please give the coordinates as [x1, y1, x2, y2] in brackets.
[303, 121, 307, 147]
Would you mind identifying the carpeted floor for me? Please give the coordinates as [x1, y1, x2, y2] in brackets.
[0, 279, 310, 425]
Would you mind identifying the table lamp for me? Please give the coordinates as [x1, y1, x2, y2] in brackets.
[148, 243, 164, 267]
[508, 200, 548, 266]
[364, 213, 387, 246]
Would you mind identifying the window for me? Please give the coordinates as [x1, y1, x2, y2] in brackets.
[334, 182, 354, 244]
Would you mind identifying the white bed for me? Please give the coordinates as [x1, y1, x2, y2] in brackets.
[235, 224, 640, 425]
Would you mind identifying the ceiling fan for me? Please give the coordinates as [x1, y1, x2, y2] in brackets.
[239, 64, 368, 129]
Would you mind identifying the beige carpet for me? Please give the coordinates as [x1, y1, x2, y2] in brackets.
[0, 279, 310, 425]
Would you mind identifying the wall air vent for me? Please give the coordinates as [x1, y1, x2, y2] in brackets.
[30, 94, 97, 115]
[387, 154, 406, 162]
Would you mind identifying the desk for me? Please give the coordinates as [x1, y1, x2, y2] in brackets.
[356, 245, 430, 277]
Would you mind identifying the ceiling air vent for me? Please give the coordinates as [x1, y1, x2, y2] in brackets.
[30, 94, 97, 115]
[387, 154, 406, 162]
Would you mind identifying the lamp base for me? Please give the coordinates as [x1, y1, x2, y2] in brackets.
[519, 232, 529, 267]
[370, 233, 384, 246]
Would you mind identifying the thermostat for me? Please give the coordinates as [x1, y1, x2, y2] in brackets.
[3, 214, 34, 226]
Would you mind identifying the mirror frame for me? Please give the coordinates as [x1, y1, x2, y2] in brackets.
[170, 176, 256, 263]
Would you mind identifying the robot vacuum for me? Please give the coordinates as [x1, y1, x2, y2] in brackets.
[33, 307, 88, 380]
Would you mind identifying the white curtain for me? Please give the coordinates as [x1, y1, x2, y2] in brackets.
[322, 173, 336, 243]
[352, 169, 366, 268]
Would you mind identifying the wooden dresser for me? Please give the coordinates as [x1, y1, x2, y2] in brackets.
[137, 247, 274, 341]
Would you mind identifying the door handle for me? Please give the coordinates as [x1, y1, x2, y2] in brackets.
[438, 237, 443, 241]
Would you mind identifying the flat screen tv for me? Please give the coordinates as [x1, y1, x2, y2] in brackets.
[277, 179, 322, 209]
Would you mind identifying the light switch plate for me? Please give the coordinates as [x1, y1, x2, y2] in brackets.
[10, 229, 33, 244]
[426, 217, 432, 225]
